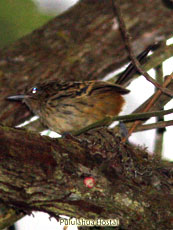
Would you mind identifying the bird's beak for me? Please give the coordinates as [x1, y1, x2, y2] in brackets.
[7, 95, 31, 101]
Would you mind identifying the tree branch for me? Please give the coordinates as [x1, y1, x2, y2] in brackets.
[112, 0, 173, 96]
[135, 120, 173, 132]
[0, 125, 173, 229]
[74, 108, 173, 136]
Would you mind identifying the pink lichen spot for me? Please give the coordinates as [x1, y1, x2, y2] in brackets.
[84, 177, 95, 188]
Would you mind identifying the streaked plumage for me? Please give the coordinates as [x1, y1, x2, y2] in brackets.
[8, 81, 130, 134]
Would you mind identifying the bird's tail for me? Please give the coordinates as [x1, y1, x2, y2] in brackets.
[115, 43, 160, 86]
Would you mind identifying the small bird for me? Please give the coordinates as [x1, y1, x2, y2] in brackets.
[7, 45, 158, 134]
[7, 81, 130, 134]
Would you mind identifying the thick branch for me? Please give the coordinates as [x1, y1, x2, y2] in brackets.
[0, 126, 173, 229]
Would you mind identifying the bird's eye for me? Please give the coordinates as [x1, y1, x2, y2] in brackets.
[32, 87, 38, 94]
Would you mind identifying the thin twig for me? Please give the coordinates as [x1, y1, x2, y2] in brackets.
[124, 74, 173, 141]
[112, 0, 173, 97]
[115, 44, 160, 86]
[135, 120, 173, 132]
[113, 43, 173, 86]
[112, 74, 172, 134]
[73, 108, 173, 136]
[154, 64, 165, 159]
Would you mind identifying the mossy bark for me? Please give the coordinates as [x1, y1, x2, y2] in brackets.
[0, 126, 173, 230]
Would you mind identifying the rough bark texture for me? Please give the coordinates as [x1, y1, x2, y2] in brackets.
[0, 126, 173, 230]
[0, 0, 173, 229]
